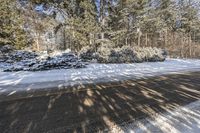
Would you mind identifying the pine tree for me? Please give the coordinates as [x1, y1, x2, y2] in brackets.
[107, 0, 149, 46]
[66, 0, 100, 51]
[178, 0, 200, 33]
[0, 0, 29, 49]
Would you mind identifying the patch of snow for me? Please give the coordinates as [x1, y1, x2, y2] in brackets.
[0, 59, 200, 87]
[50, 49, 72, 57]
[109, 100, 200, 133]
[34, 4, 67, 23]
[35, 4, 44, 12]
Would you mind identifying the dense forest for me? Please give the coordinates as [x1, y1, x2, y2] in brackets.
[1, 0, 200, 58]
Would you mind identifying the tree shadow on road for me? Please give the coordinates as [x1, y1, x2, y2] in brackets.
[0, 72, 200, 133]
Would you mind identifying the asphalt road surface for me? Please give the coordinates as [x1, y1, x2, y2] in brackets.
[0, 71, 200, 133]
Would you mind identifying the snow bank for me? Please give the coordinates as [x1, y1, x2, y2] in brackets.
[0, 58, 200, 102]
[0, 58, 200, 86]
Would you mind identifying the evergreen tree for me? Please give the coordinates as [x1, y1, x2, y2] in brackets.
[1, 0, 200, 57]
[0, 0, 28, 49]
[66, 0, 100, 50]
[178, 0, 200, 33]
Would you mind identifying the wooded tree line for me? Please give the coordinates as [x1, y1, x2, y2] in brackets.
[1, 0, 200, 58]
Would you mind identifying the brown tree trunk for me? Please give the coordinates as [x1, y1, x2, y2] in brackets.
[100, 0, 105, 45]
[189, 33, 192, 58]
[63, 26, 66, 50]
[145, 33, 148, 47]
[138, 31, 141, 47]
[36, 33, 40, 51]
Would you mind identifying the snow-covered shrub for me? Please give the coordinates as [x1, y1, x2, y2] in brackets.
[79, 46, 97, 62]
[134, 47, 166, 62]
[107, 48, 121, 63]
[104, 46, 166, 63]
[134, 47, 150, 62]
[96, 44, 111, 63]
[0, 45, 14, 53]
[105, 46, 137, 63]
[119, 46, 138, 63]
[2, 51, 86, 72]
[79, 45, 167, 63]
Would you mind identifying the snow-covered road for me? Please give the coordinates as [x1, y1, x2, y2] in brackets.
[0, 58, 200, 132]
[1, 58, 200, 100]
[1, 58, 200, 86]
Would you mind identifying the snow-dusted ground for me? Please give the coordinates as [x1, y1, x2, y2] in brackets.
[109, 100, 200, 133]
[0, 58, 200, 86]
[0, 58, 200, 98]
[1, 58, 200, 131]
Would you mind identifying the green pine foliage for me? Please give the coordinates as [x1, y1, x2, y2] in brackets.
[1, 0, 200, 57]
[0, 0, 28, 49]
[66, 0, 100, 50]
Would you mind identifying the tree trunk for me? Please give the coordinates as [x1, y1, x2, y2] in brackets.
[164, 30, 167, 48]
[125, 37, 128, 46]
[189, 33, 192, 58]
[138, 31, 141, 47]
[100, 0, 105, 45]
[63, 26, 66, 50]
[145, 33, 148, 47]
[181, 37, 184, 58]
[37, 33, 40, 51]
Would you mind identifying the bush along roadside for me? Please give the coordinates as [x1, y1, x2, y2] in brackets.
[0, 46, 86, 72]
[0, 45, 167, 72]
[79, 45, 167, 63]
